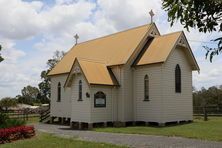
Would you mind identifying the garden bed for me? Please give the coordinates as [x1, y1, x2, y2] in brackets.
[0, 126, 35, 144]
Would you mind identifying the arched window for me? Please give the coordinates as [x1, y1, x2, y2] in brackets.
[175, 64, 181, 93]
[57, 82, 61, 102]
[94, 91, 106, 107]
[144, 75, 149, 101]
[78, 80, 82, 101]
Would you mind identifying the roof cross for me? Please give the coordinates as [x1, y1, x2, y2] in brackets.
[149, 9, 155, 23]
[74, 34, 79, 45]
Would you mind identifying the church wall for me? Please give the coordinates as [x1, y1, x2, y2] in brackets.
[70, 73, 91, 123]
[123, 25, 161, 122]
[133, 64, 164, 123]
[90, 85, 118, 123]
[50, 74, 72, 118]
[121, 65, 134, 121]
[162, 46, 193, 122]
[111, 66, 125, 122]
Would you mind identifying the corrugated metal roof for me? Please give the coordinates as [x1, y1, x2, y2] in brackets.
[136, 31, 182, 65]
[48, 23, 199, 86]
[78, 59, 118, 86]
[48, 24, 152, 76]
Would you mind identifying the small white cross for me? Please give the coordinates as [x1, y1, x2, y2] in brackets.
[149, 9, 155, 23]
[74, 34, 79, 45]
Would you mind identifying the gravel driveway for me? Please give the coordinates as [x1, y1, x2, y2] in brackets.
[34, 123, 222, 148]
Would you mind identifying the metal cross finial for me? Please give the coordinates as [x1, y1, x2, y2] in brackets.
[74, 34, 79, 45]
[149, 9, 155, 23]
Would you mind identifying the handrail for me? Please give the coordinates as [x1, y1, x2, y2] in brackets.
[39, 107, 50, 122]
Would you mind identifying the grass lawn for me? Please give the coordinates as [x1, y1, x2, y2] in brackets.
[1, 132, 127, 148]
[95, 117, 222, 141]
[26, 116, 40, 124]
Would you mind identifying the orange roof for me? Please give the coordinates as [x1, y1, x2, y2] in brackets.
[136, 31, 182, 65]
[48, 24, 152, 76]
[77, 59, 118, 86]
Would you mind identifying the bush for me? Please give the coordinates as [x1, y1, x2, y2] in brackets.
[4, 119, 26, 128]
[0, 126, 35, 144]
[0, 113, 9, 125]
[0, 113, 26, 129]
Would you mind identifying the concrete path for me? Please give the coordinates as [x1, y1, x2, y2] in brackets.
[34, 123, 222, 148]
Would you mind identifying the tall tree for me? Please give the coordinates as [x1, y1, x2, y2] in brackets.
[38, 50, 65, 102]
[20, 85, 40, 105]
[162, 0, 222, 62]
[21, 85, 40, 99]
[193, 85, 222, 106]
[0, 45, 4, 62]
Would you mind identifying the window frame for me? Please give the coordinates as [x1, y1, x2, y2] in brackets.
[57, 82, 61, 102]
[144, 74, 150, 101]
[78, 80, 83, 101]
[175, 64, 181, 93]
[94, 91, 106, 108]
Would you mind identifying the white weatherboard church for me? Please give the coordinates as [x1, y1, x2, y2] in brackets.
[48, 23, 199, 129]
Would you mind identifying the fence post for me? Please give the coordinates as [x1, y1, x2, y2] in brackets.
[203, 106, 208, 121]
[23, 110, 25, 121]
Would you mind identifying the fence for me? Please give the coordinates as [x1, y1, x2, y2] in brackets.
[1, 109, 40, 121]
[193, 105, 222, 116]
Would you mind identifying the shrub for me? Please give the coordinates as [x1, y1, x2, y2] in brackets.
[0, 113, 26, 129]
[4, 119, 26, 128]
[0, 126, 35, 144]
[0, 113, 9, 125]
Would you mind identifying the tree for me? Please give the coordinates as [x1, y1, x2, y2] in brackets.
[38, 50, 65, 102]
[21, 85, 39, 99]
[0, 45, 4, 62]
[193, 85, 222, 106]
[46, 50, 65, 71]
[0, 97, 17, 111]
[19, 85, 40, 105]
[162, 0, 222, 62]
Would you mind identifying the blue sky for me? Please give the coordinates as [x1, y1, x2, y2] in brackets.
[0, 0, 221, 98]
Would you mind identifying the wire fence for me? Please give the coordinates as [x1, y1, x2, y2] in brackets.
[193, 105, 222, 116]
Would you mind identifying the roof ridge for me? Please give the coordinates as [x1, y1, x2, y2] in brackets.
[74, 23, 152, 47]
[157, 31, 182, 38]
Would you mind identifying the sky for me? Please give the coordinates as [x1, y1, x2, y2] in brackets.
[0, 0, 221, 98]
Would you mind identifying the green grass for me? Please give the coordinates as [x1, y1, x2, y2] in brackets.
[26, 116, 40, 124]
[1, 132, 127, 148]
[95, 117, 222, 141]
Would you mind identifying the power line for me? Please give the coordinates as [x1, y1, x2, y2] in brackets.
[188, 39, 218, 44]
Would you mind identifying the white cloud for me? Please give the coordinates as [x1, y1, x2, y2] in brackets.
[193, 56, 222, 89]
[0, 0, 98, 98]
[0, 0, 44, 39]
[0, 0, 96, 40]
[0, 41, 34, 98]
[95, 0, 162, 30]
